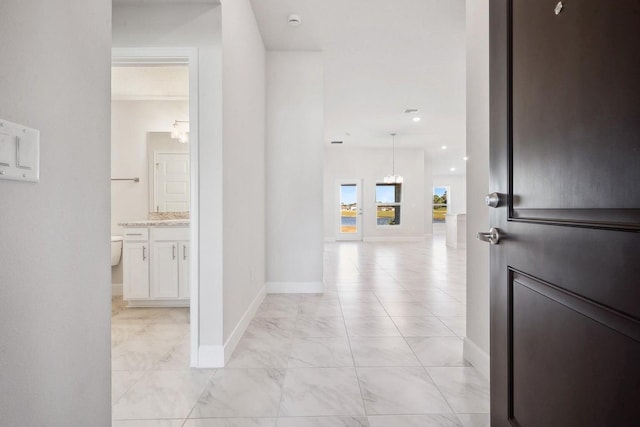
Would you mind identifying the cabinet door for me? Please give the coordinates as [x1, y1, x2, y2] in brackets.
[123, 242, 149, 299]
[178, 241, 190, 299]
[151, 241, 179, 298]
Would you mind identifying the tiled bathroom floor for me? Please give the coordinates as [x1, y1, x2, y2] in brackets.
[111, 231, 490, 426]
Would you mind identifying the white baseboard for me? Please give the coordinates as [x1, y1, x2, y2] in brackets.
[363, 236, 425, 242]
[266, 281, 324, 294]
[112, 283, 123, 296]
[223, 285, 267, 365]
[197, 345, 225, 368]
[125, 299, 189, 308]
[463, 337, 490, 381]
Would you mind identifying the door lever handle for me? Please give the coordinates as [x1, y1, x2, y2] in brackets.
[477, 227, 502, 245]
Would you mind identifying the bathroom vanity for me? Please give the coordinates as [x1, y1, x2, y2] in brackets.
[119, 220, 190, 307]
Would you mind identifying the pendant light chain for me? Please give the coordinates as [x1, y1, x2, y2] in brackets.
[392, 133, 396, 176]
[384, 132, 403, 184]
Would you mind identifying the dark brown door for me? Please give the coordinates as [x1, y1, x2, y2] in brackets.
[489, 0, 640, 426]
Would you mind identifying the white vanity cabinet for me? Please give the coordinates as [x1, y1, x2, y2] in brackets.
[122, 225, 189, 307]
[150, 227, 189, 300]
[122, 228, 150, 299]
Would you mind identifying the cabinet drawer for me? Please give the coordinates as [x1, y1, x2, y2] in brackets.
[123, 228, 149, 241]
[151, 227, 189, 241]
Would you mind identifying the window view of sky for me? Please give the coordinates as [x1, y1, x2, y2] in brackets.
[376, 185, 396, 203]
[341, 185, 357, 204]
[434, 187, 447, 197]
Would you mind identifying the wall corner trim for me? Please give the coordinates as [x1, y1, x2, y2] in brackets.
[266, 281, 324, 294]
[223, 285, 267, 365]
[463, 337, 490, 381]
[197, 345, 225, 368]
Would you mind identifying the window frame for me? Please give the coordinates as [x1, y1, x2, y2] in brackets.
[432, 186, 449, 223]
[375, 183, 402, 227]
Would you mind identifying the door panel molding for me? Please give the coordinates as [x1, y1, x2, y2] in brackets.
[509, 270, 640, 344]
[509, 208, 640, 231]
[507, 271, 640, 426]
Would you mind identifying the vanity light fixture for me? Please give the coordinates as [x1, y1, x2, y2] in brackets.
[383, 133, 404, 184]
[171, 120, 189, 144]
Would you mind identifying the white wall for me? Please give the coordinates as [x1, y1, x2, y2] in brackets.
[324, 147, 425, 241]
[266, 51, 324, 292]
[113, 2, 226, 362]
[221, 0, 267, 343]
[433, 173, 467, 215]
[0, 0, 112, 425]
[464, 0, 491, 379]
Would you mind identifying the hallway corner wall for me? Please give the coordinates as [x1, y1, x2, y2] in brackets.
[266, 51, 324, 293]
[464, 0, 491, 379]
[0, 0, 112, 424]
[113, 2, 225, 362]
[221, 0, 268, 348]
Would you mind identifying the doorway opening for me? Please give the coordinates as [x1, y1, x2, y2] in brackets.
[110, 48, 200, 368]
[337, 180, 363, 241]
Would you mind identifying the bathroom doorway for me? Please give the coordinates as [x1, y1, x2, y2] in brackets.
[110, 48, 200, 368]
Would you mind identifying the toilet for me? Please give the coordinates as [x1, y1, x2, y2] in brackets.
[111, 235, 123, 266]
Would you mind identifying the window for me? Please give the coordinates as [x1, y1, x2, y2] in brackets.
[433, 186, 448, 223]
[376, 183, 401, 226]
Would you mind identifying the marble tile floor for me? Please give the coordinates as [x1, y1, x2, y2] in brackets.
[112, 233, 489, 427]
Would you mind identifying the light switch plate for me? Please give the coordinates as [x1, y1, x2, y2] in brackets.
[0, 119, 39, 182]
[0, 132, 14, 166]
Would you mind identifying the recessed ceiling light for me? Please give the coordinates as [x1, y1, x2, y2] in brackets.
[412, 117, 421, 122]
[441, 145, 447, 150]
[450, 167, 456, 172]
[463, 156, 469, 161]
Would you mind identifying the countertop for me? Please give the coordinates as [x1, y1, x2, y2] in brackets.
[118, 219, 190, 227]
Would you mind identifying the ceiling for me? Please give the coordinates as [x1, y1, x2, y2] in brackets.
[113, 0, 217, 3]
[109, 0, 466, 175]
[249, 0, 467, 175]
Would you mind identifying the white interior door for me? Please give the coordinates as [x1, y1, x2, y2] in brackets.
[154, 152, 190, 212]
[337, 180, 363, 241]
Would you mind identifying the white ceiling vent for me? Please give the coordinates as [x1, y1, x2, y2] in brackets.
[288, 15, 301, 26]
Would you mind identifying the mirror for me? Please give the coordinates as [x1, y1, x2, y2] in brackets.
[147, 132, 190, 213]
